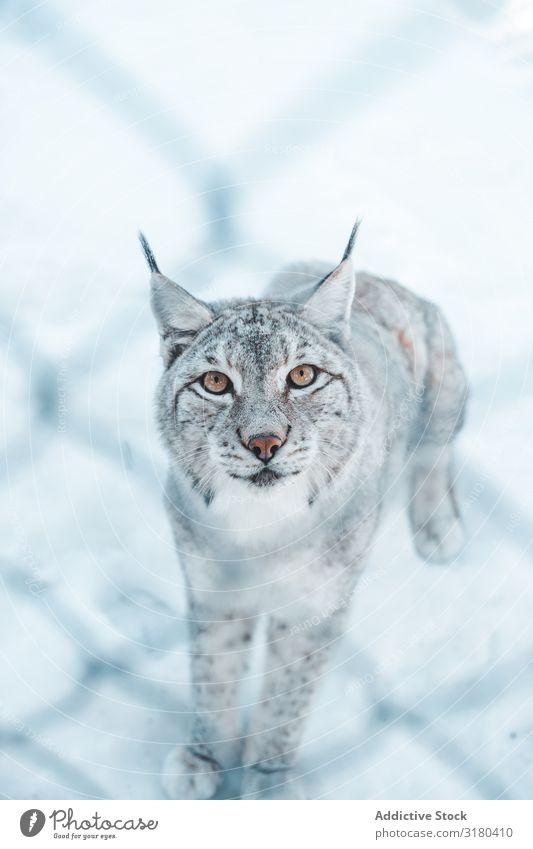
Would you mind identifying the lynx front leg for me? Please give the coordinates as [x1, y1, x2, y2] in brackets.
[163, 608, 256, 799]
[241, 610, 346, 799]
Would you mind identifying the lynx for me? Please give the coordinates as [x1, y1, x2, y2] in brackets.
[140, 222, 467, 799]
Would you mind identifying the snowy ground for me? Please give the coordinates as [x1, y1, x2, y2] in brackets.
[1, 0, 532, 799]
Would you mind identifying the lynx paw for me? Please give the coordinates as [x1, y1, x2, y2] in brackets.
[162, 746, 223, 799]
[412, 508, 466, 564]
[241, 768, 306, 800]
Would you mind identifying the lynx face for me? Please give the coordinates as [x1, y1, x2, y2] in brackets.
[142, 224, 362, 506]
[159, 303, 359, 504]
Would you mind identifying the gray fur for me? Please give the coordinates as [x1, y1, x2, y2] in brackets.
[146, 226, 468, 799]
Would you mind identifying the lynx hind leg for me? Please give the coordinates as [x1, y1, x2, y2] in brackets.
[409, 445, 465, 563]
[409, 309, 468, 564]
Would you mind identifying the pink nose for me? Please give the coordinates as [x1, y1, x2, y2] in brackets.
[248, 434, 284, 463]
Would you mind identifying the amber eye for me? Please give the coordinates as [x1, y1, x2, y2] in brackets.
[288, 364, 317, 388]
[202, 371, 231, 394]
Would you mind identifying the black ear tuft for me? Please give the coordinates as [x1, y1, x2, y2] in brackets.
[138, 231, 161, 274]
[342, 219, 361, 262]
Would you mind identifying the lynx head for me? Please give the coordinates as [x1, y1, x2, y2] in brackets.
[142, 224, 363, 514]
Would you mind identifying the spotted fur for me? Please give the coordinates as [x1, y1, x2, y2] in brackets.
[145, 225, 468, 799]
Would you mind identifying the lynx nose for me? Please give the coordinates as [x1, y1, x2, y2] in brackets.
[248, 434, 284, 464]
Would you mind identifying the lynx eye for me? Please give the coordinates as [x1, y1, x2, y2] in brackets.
[202, 371, 231, 394]
[288, 364, 317, 388]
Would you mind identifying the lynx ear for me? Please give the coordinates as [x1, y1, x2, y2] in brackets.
[303, 220, 359, 337]
[139, 233, 213, 365]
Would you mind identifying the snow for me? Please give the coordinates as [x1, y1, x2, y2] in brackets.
[0, 0, 532, 799]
